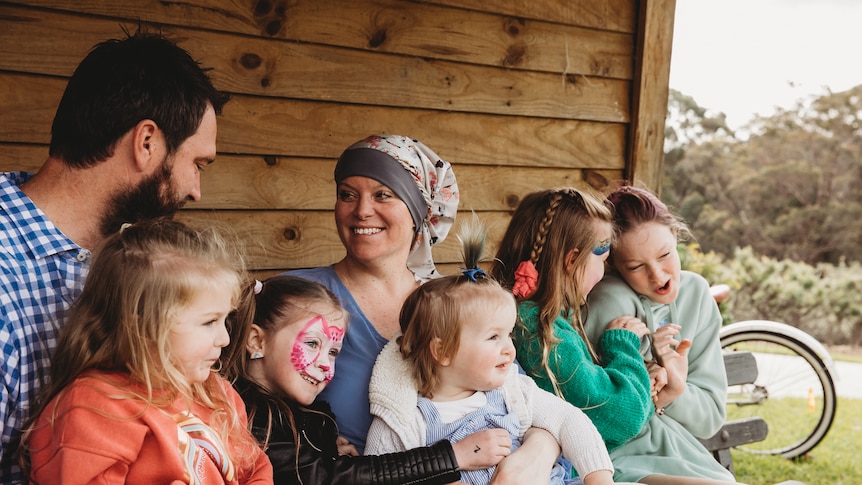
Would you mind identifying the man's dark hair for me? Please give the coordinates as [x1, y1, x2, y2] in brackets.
[49, 31, 231, 168]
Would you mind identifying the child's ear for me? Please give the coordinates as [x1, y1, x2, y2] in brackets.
[564, 247, 580, 274]
[246, 324, 266, 356]
[429, 337, 451, 366]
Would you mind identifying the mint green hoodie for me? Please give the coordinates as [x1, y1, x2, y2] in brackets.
[582, 271, 733, 482]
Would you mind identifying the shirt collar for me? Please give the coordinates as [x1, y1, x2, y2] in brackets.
[1, 171, 83, 260]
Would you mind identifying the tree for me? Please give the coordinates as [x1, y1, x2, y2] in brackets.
[663, 85, 862, 265]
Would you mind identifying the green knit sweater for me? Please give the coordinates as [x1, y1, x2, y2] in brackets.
[514, 301, 652, 451]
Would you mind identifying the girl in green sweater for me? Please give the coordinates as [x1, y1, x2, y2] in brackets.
[491, 188, 654, 452]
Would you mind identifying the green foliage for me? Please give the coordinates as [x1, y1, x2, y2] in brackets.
[663, 86, 862, 266]
[678, 245, 862, 346]
[677, 243, 735, 325]
[665, 87, 862, 345]
[732, 397, 862, 485]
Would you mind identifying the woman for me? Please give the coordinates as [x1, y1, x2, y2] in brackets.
[289, 134, 562, 483]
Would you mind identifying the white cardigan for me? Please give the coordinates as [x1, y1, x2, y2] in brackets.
[365, 339, 614, 478]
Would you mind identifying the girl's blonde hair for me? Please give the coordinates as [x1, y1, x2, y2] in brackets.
[399, 217, 515, 398]
[491, 187, 613, 396]
[22, 218, 257, 472]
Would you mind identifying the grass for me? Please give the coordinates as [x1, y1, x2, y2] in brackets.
[826, 345, 862, 364]
[731, 396, 861, 485]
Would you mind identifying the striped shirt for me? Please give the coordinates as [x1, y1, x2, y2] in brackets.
[0, 172, 91, 483]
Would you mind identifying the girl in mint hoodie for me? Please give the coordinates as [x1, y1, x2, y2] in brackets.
[583, 184, 738, 484]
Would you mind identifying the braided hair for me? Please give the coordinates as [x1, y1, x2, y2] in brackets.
[491, 188, 613, 397]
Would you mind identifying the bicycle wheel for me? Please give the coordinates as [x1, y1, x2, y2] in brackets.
[719, 321, 837, 459]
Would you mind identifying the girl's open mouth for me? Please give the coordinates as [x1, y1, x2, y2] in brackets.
[656, 280, 671, 294]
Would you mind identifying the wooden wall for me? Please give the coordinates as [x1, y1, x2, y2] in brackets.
[0, 0, 676, 276]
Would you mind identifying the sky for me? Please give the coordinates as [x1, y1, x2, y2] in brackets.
[669, 0, 862, 131]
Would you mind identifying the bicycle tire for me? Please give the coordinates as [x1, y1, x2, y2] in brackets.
[719, 322, 837, 459]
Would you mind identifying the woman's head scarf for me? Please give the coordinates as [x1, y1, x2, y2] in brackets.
[334, 134, 459, 281]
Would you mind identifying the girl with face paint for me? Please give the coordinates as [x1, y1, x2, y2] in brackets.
[223, 275, 501, 485]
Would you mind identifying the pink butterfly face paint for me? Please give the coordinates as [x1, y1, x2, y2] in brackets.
[290, 315, 345, 385]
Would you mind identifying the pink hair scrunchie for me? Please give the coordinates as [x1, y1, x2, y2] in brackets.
[512, 260, 538, 299]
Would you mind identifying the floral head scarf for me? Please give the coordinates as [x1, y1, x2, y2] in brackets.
[334, 134, 460, 281]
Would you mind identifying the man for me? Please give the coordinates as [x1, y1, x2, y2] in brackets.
[0, 31, 231, 482]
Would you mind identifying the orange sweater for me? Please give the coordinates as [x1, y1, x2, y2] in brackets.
[28, 371, 272, 485]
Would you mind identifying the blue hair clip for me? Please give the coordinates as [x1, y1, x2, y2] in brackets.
[460, 267, 487, 282]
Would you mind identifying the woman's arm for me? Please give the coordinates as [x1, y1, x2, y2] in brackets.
[266, 413, 464, 485]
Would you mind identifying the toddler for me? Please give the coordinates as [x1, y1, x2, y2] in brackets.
[366, 220, 619, 485]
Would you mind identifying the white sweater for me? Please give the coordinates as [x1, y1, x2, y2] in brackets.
[366, 339, 614, 478]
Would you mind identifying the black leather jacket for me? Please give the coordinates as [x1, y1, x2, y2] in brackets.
[236, 378, 462, 484]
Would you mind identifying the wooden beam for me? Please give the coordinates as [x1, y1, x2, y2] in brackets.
[627, 0, 676, 194]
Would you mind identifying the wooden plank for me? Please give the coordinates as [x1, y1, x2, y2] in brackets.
[0, 144, 622, 211]
[176, 209, 517, 271]
[722, 351, 759, 387]
[0, 5, 630, 122]
[2, 1, 635, 78]
[0, 144, 46, 173]
[627, 0, 676, 193]
[217, 95, 627, 169]
[0, 75, 63, 144]
[425, 0, 637, 33]
[0, 73, 627, 170]
[698, 417, 769, 451]
[203, 43, 631, 122]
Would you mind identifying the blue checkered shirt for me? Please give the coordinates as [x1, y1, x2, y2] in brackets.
[0, 172, 91, 483]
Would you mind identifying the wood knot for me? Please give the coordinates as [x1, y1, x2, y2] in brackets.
[240, 53, 263, 70]
[505, 194, 520, 209]
[369, 29, 387, 48]
[254, 0, 272, 16]
[582, 170, 609, 190]
[283, 228, 298, 241]
[252, 0, 287, 37]
[502, 43, 526, 67]
[263, 155, 278, 166]
[502, 17, 525, 37]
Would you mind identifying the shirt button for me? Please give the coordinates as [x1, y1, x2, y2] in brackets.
[76, 249, 91, 262]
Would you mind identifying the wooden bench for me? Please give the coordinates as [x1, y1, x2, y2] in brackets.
[698, 351, 768, 476]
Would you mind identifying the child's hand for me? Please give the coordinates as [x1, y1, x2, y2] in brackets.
[606, 315, 650, 339]
[654, 335, 692, 409]
[646, 361, 668, 399]
[452, 429, 511, 470]
[335, 435, 358, 456]
[650, 324, 682, 365]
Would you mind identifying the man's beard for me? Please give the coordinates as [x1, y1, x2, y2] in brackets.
[99, 157, 186, 237]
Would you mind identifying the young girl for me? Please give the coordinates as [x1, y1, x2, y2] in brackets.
[582, 184, 739, 484]
[22, 219, 272, 484]
[490, 187, 655, 452]
[366, 220, 621, 485]
[224, 274, 505, 484]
